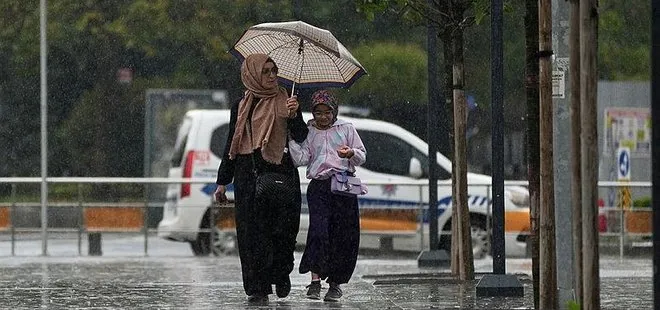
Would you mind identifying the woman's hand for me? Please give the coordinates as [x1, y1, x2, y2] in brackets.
[337, 145, 354, 158]
[214, 185, 227, 203]
[286, 95, 299, 118]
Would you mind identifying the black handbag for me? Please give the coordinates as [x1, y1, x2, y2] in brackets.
[254, 171, 298, 205]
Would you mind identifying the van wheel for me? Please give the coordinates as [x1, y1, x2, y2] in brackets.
[438, 216, 491, 259]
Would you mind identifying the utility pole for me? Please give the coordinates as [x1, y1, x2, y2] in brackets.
[652, 2, 660, 310]
[39, 0, 49, 257]
[539, 0, 557, 308]
[652, 1, 660, 309]
[579, 0, 600, 309]
[569, 0, 583, 305]
[552, 0, 574, 308]
[476, 0, 524, 296]
[417, 0, 450, 268]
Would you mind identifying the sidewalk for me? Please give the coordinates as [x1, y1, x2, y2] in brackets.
[0, 253, 652, 309]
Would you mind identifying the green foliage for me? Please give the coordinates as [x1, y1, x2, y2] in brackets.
[599, 0, 650, 80]
[0, 0, 652, 180]
[632, 196, 651, 209]
[342, 42, 428, 107]
[338, 42, 428, 138]
[567, 300, 581, 310]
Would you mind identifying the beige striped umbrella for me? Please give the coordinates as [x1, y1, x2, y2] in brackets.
[230, 21, 367, 94]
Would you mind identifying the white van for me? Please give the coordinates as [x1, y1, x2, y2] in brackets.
[157, 109, 531, 257]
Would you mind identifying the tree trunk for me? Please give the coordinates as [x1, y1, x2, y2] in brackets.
[452, 27, 474, 281]
[569, 0, 583, 305]
[580, 0, 600, 308]
[524, 0, 540, 308]
[539, 0, 557, 308]
[441, 30, 460, 277]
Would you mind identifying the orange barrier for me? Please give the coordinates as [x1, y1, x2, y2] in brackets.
[216, 207, 236, 230]
[0, 207, 9, 230]
[360, 209, 417, 231]
[84, 206, 144, 232]
[504, 209, 531, 233]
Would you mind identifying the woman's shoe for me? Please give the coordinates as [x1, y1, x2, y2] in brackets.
[275, 276, 291, 298]
[323, 283, 342, 302]
[247, 293, 268, 303]
[306, 281, 322, 300]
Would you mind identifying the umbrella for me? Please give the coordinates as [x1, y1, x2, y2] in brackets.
[230, 21, 367, 95]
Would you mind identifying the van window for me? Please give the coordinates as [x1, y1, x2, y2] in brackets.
[358, 130, 451, 180]
[171, 117, 193, 167]
[210, 124, 230, 159]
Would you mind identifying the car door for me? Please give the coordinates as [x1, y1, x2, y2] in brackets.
[355, 129, 450, 232]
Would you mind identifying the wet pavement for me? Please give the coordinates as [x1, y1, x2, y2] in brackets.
[0, 252, 653, 309]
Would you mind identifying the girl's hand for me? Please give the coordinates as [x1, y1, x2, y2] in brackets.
[337, 145, 354, 158]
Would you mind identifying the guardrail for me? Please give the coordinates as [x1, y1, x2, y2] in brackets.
[0, 177, 651, 258]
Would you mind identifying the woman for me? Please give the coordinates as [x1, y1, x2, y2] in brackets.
[214, 53, 308, 303]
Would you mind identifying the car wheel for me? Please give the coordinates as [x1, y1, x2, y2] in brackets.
[190, 232, 212, 256]
[190, 225, 237, 256]
[438, 216, 491, 259]
[470, 218, 490, 259]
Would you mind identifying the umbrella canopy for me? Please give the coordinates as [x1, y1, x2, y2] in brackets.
[230, 21, 367, 91]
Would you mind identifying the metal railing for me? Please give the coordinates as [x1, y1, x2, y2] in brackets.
[0, 177, 651, 258]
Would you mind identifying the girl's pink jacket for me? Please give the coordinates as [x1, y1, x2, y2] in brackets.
[288, 118, 366, 180]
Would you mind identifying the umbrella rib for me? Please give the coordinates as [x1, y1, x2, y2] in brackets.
[314, 46, 350, 83]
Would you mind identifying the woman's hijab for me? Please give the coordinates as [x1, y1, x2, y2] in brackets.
[229, 53, 290, 164]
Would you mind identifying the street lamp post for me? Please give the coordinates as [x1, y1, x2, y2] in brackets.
[39, 0, 49, 256]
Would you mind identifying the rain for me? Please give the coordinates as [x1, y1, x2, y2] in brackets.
[0, 0, 657, 309]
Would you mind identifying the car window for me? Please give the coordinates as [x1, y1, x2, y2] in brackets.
[210, 124, 230, 159]
[358, 130, 415, 176]
[170, 117, 193, 167]
[358, 129, 451, 180]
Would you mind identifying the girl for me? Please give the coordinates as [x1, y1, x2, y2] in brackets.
[288, 90, 366, 302]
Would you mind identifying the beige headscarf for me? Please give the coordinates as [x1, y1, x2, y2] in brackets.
[228, 53, 289, 164]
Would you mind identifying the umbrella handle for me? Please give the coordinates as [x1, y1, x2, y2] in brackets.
[291, 81, 296, 98]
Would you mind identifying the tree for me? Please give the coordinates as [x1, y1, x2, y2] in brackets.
[524, 0, 541, 307]
[356, 0, 485, 280]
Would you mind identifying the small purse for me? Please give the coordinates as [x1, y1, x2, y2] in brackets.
[331, 171, 368, 196]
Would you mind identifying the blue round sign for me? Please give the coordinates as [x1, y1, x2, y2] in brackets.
[618, 149, 630, 179]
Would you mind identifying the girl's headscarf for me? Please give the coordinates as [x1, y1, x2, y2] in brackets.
[228, 53, 290, 164]
[311, 90, 338, 122]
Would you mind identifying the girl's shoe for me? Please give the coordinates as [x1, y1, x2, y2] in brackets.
[323, 283, 342, 302]
[306, 281, 322, 300]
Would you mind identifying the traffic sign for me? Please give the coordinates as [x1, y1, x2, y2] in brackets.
[617, 147, 631, 180]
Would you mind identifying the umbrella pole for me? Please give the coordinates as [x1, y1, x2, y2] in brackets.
[290, 38, 304, 98]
